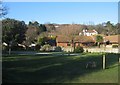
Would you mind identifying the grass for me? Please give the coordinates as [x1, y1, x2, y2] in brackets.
[2, 52, 119, 83]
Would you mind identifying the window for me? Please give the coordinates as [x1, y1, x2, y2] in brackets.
[67, 43, 71, 46]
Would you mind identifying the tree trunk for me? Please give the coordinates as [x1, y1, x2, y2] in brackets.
[9, 47, 11, 55]
[98, 42, 100, 48]
[71, 39, 75, 52]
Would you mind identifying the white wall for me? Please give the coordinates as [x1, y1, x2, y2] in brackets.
[84, 48, 119, 53]
[62, 47, 119, 53]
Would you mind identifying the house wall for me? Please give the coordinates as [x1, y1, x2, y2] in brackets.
[85, 32, 98, 36]
[57, 42, 70, 47]
[75, 43, 83, 47]
[57, 42, 85, 48]
[57, 42, 95, 48]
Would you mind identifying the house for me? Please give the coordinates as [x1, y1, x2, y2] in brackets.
[104, 35, 119, 44]
[74, 36, 96, 47]
[56, 35, 71, 48]
[56, 35, 96, 52]
[104, 35, 120, 48]
[79, 29, 98, 36]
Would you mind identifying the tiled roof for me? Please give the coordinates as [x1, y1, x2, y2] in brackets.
[57, 35, 120, 44]
[75, 36, 95, 42]
[105, 35, 120, 43]
[56, 35, 71, 43]
[56, 35, 95, 43]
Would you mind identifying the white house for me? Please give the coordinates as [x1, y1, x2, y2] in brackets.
[79, 29, 98, 36]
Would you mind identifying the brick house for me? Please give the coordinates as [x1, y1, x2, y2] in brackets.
[104, 35, 120, 48]
[56, 34, 119, 52]
[56, 35, 96, 48]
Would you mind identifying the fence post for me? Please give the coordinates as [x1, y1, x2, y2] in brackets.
[103, 54, 106, 69]
[119, 57, 120, 63]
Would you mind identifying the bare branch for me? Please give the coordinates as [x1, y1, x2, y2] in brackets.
[0, 1, 8, 18]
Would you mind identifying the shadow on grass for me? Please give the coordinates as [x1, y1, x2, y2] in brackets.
[2, 53, 119, 83]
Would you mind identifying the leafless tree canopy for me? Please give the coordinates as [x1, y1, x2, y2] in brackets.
[0, 1, 8, 18]
[59, 24, 82, 35]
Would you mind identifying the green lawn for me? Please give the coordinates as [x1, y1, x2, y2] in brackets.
[2, 53, 119, 83]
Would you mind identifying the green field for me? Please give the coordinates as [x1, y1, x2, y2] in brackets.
[2, 53, 119, 83]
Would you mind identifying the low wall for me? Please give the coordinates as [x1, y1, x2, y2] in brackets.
[84, 47, 119, 53]
[62, 47, 119, 53]
[62, 47, 74, 52]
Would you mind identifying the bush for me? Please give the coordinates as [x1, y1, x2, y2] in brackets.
[74, 46, 84, 53]
[112, 44, 118, 48]
[2, 45, 9, 54]
[86, 49, 88, 53]
[2, 45, 8, 51]
[40, 44, 51, 52]
[55, 46, 62, 52]
[12, 45, 25, 51]
[35, 44, 41, 51]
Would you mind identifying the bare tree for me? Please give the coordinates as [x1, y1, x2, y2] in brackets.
[59, 24, 82, 51]
[25, 26, 40, 45]
[0, 1, 8, 18]
[59, 24, 82, 36]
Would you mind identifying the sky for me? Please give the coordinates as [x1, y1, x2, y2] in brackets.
[3, 2, 118, 25]
[4, 0, 120, 2]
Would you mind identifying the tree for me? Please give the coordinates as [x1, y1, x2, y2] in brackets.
[95, 24, 104, 34]
[59, 24, 82, 51]
[74, 46, 84, 53]
[2, 18, 27, 44]
[2, 18, 27, 53]
[39, 24, 47, 32]
[28, 21, 40, 27]
[45, 23, 56, 32]
[94, 22, 117, 35]
[105, 21, 115, 35]
[25, 21, 47, 46]
[0, 1, 8, 18]
[95, 35, 103, 48]
[114, 23, 120, 34]
[87, 25, 95, 30]
[37, 36, 47, 46]
[40, 44, 51, 52]
[25, 25, 40, 45]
